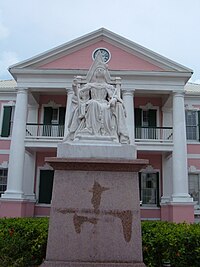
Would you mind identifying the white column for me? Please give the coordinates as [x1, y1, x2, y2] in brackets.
[64, 88, 74, 139]
[23, 151, 36, 200]
[122, 90, 135, 144]
[161, 153, 173, 203]
[172, 91, 192, 202]
[2, 88, 28, 199]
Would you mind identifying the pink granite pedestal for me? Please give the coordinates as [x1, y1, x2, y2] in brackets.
[41, 157, 148, 267]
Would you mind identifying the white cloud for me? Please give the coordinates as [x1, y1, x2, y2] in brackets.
[0, 9, 9, 40]
[0, 21, 9, 39]
[193, 79, 200, 84]
[0, 51, 19, 79]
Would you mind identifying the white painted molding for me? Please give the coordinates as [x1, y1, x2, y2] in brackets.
[187, 154, 200, 159]
[46, 101, 61, 108]
[140, 165, 159, 173]
[0, 161, 9, 168]
[140, 102, 155, 110]
[0, 150, 10, 155]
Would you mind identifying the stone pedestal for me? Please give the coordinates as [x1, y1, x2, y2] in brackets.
[41, 143, 147, 267]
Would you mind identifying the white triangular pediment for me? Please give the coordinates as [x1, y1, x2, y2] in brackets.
[9, 28, 193, 73]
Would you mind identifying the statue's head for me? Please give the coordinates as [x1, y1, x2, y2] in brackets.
[95, 67, 106, 79]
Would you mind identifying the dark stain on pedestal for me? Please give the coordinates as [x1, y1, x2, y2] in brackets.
[73, 213, 98, 233]
[56, 207, 133, 243]
[89, 181, 109, 214]
[55, 181, 133, 243]
[111, 210, 132, 242]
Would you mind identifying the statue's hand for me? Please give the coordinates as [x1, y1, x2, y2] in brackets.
[72, 79, 79, 96]
[109, 98, 117, 107]
[72, 78, 78, 86]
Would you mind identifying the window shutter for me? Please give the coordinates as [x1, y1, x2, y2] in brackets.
[135, 108, 142, 139]
[198, 111, 200, 141]
[58, 107, 66, 125]
[135, 108, 142, 127]
[43, 107, 53, 124]
[43, 107, 53, 136]
[58, 107, 66, 136]
[38, 170, 54, 204]
[148, 109, 157, 139]
[1, 106, 12, 137]
[148, 109, 157, 127]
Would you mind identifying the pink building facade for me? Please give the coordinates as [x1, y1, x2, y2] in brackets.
[0, 28, 198, 223]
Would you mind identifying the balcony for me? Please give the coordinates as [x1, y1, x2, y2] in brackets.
[26, 123, 64, 139]
[135, 126, 173, 142]
[25, 124, 173, 143]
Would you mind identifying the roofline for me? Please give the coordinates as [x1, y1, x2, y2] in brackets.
[9, 67, 192, 81]
[9, 28, 193, 73]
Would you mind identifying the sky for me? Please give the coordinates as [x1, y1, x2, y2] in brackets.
[0, 0, 200, 83]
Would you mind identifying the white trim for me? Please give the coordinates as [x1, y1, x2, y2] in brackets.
[0, 161, 8, 168]
[0, 150, 10, 155]
[141, 217, 161, 221]
[188, 154, 200, 159]
[185, 104, 200, 111]
[9, 28, 192, 72]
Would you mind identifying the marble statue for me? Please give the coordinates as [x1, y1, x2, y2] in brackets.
[67, 51, 130, 144]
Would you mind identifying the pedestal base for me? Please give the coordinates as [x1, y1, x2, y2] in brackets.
[41, 261, 146, 267]
[42, 157, 147, 267]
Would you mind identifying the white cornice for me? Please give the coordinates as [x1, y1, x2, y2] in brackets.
[10, 68, 192, 79]
[9, 28, 193, 74]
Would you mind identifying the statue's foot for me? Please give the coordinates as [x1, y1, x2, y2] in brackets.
[119, 135, 130, 144]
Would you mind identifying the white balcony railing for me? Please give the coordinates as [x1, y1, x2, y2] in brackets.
[135, 126, 173, 142]
[26, 123, 64, 138]
[25, 124, 173, 143]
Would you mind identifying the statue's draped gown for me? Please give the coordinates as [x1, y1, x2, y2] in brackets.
[68, 81, 129, 143]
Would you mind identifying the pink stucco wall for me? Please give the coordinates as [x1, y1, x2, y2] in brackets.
[138, 153, 162, 171]
[39, 40, 164, 71]
[0, 140, 11, 149]
[187, 144, 200, 154]
[188, 159, 200, 170]
[0, 154, 9, 163]
[187, 144, 200, 169]
[39, 95, 66, 106]
[161, 204, 194, 223]
[36, 151, 56, 167]
[141, 208, 161, 220]
[0, 200, 35, 218]
[34, 205, 50, 217]
[135, 97, 162, 108]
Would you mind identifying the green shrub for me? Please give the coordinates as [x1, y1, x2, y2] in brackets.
[0, 217, 48, 267]
[0, 218, 200, 267]
[142, 221, 200, 267]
